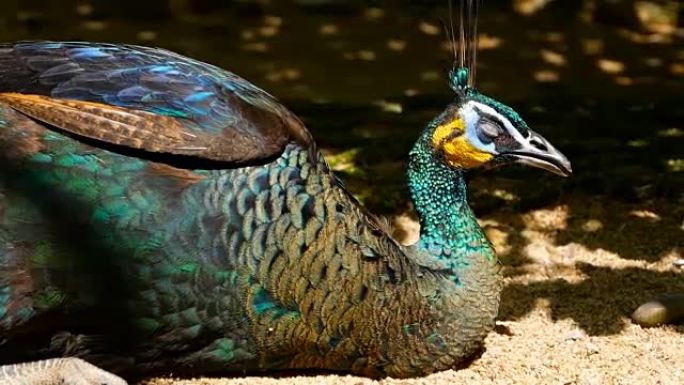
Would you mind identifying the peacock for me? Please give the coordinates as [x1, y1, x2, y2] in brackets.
[0, 4, 571, 385]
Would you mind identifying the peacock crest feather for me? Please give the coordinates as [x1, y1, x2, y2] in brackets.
[447, 0, 481, 94]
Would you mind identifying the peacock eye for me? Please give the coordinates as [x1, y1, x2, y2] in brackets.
[479, 118, 501, 138]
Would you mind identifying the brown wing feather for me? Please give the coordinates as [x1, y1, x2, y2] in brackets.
[0, 93, 297, 163]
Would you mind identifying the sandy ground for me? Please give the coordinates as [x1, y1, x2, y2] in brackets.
[145, 192, 684, 385]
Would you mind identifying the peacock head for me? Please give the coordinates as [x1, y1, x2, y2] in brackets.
[427, 68, 572, 177]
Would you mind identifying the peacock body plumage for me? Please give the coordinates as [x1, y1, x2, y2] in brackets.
[0, 35, 570, 382]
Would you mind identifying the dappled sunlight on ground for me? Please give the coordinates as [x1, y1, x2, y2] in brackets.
[2, 1, 683, 104]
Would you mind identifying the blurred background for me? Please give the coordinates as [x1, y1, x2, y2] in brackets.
[0, 0, 681, 207]
[1, 0, 681, 209]
[0, 0, 682, 338]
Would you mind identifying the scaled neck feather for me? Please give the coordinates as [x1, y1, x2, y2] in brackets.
[407, 131, 495, 273]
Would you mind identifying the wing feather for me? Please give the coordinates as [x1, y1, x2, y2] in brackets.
[0, 41, 313, 164]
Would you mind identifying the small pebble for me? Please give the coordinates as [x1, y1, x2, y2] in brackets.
[586, 342, 600, 355]
[632, 293, 684, 326]
[565, 329, 587, 341]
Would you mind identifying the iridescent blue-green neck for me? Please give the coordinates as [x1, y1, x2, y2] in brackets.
[407, 131, 495, 271]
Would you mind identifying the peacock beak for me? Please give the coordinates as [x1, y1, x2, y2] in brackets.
[505, 129, 572, 177]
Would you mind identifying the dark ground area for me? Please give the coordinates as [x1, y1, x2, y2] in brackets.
[0, 1, 682, 384]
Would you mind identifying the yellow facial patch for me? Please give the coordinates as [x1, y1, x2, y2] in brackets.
[431, 118, 494, 168]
